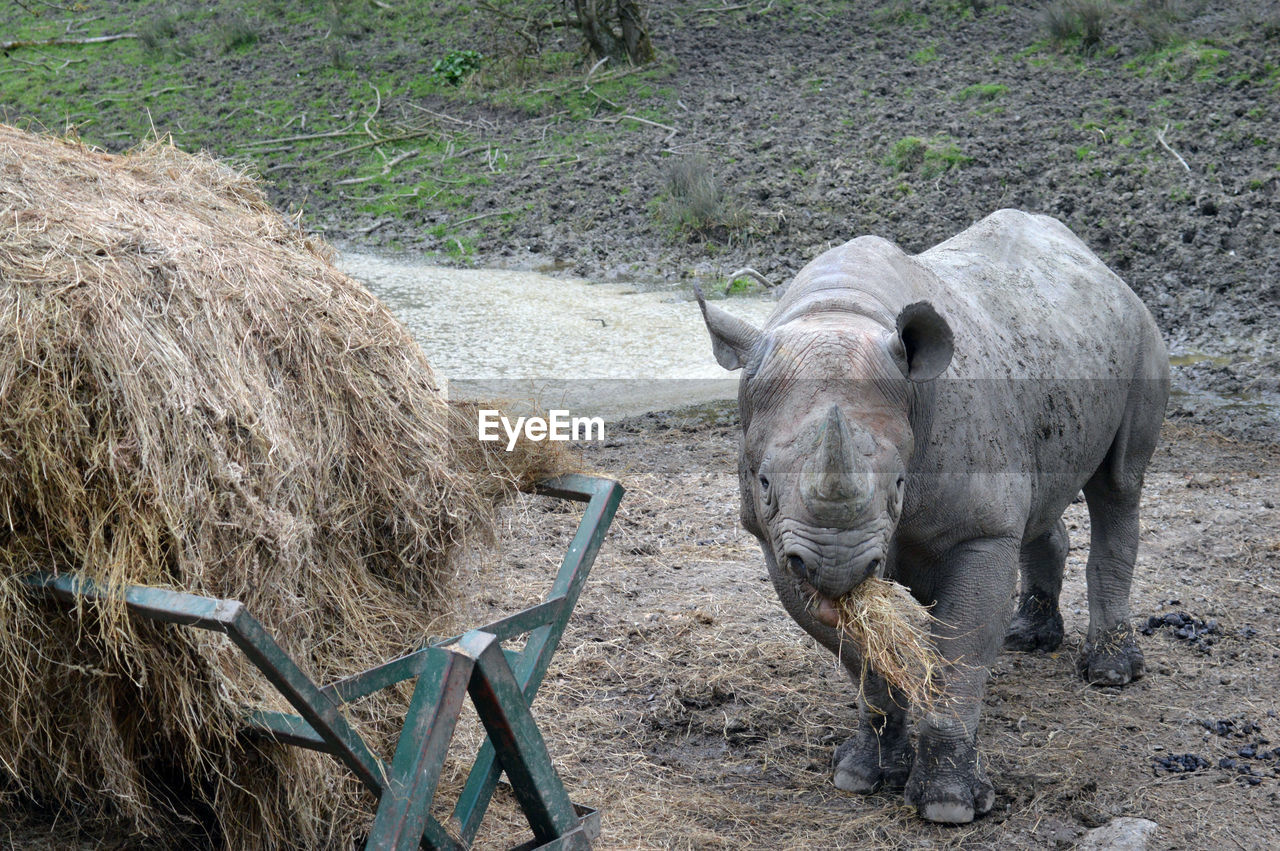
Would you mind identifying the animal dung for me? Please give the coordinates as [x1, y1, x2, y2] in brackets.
[0, 124, 566, 849]
[833, 577, 944, 709]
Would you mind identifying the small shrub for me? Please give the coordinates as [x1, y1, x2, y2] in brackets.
[137, 13, 181, 54]
[886, 136, 929, 172]
[431, 49, 484, 86]
[658, 155, 748, 243]
[725, 275, 764, 296]
[1042, 0, 1114, 54]
[885, 136, 971, 179]
[1129, 0, 1206, 49]
[218, 11, 260, 52]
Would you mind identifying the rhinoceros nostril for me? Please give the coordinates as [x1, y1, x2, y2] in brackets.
[787, 554, 808, 580]
[868, 558, 883, 576]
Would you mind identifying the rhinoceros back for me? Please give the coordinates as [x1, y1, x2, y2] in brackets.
[915, 209, 1165, 382]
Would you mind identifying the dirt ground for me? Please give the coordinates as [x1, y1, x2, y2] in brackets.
[6, 409, 1276, 849]
[433, 408, 1280, 850]
[326, 1, 1280, 443]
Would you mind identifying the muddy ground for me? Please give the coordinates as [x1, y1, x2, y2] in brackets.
[437, 411, 1280, 850]
[6, 412, 1277, 849]
[323, 0, 1280, 442]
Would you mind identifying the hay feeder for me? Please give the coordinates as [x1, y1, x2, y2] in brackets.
[22, 474, 622, 851]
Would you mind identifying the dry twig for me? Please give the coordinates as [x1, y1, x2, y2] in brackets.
[1156, 123, 1191, 173]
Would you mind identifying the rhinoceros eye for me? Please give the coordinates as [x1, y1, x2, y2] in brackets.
[758, 474, 770, 492]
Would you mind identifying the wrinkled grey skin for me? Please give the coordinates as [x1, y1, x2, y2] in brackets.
[698, 210, 1169, 824]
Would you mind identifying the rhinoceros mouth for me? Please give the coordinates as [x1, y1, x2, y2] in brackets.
[794, 576, 843, 629]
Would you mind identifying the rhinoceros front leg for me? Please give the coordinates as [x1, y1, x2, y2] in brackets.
[903, 536, 1018, 824]
[832, 672, 913, 793]
[760, 545, 915, 793]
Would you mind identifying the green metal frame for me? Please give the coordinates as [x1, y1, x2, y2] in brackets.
[23, 473, 624, 851]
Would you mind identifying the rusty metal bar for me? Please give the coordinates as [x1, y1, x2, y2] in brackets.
[453, 474, 623, 844]
[366, 647, 473, 851]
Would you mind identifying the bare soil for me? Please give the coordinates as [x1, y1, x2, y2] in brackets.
[435, 409, 1280, 850]
[329, 0, 1280, 442]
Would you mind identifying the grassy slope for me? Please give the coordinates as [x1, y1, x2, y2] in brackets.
[0, 0, 672, 257]
[1, 1, 1277, 273]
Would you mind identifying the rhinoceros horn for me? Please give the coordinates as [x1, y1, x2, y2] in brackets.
[802, 404, 863, 521]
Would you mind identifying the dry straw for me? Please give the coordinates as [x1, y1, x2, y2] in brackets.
[0, 124, 566, 848]
[833, 577, 945, 709]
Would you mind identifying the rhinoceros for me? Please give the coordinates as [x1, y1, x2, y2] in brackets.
[697, 209, 1168, 823]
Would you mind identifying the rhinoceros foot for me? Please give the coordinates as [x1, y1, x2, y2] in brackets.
[904, 735, 994, 824]
[1003, 591, 1065, 653]
[1079, 624, 1144, 685]
[832, 724, 913, 793]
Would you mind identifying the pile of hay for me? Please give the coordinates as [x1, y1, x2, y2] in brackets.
[0, 124, 565, 848]
[833, 578, 945, 709]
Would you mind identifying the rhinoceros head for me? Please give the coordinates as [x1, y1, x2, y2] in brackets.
[697, 290, 953, 604]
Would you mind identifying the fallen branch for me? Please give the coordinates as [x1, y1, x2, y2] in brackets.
[451, 209, 512, 228]
[404, 103, 494, 132]
[363, 83, 381, 140]
[723, 267, 774, 294]
[588, 114, 678, 142]
[334, 149, 420, 184]
[267, 129, 437, 171]
[1156, 123, 1191, 173]
[530, 61, 655, 94]
[0, 33, 137, 50]
[584, 56, 610, 82]
[240, 127, 360, 148]
[585, 86, 620, 110]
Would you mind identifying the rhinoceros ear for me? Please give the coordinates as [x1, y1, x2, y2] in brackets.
[893, 301, 954, 382]
[695, 285, 761, 371]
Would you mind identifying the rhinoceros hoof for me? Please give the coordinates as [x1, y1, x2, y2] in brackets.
[832, 729, 913, 793]
[1004, 592, 1065, 652]
[1080, 625, 1145, 685]
[904, 739, 994, 824]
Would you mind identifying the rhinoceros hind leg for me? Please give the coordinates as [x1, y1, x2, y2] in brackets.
[904, 731, 994, 824]
[1005, 519, 1068, 652]
[1079, 623, 1145, 685]
[1078, 397, 1160, 686]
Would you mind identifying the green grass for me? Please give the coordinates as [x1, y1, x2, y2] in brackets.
[884, 135, 971, 179]
[1125, 40, 1231, 81]
[954, 83, 1008, 101]
[911, 43, 939, 64]
[871, 1, 929, 29]
[0, 0, 673, 230]
[725, 274, 764, 296]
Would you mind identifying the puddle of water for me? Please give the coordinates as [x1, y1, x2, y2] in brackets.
[1169, 352, 1233, 367]
[341, 253, 1280, 434]
[340, 253, 776, 418]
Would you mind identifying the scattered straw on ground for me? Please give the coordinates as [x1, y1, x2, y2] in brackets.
[0, 124, 567, 849]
